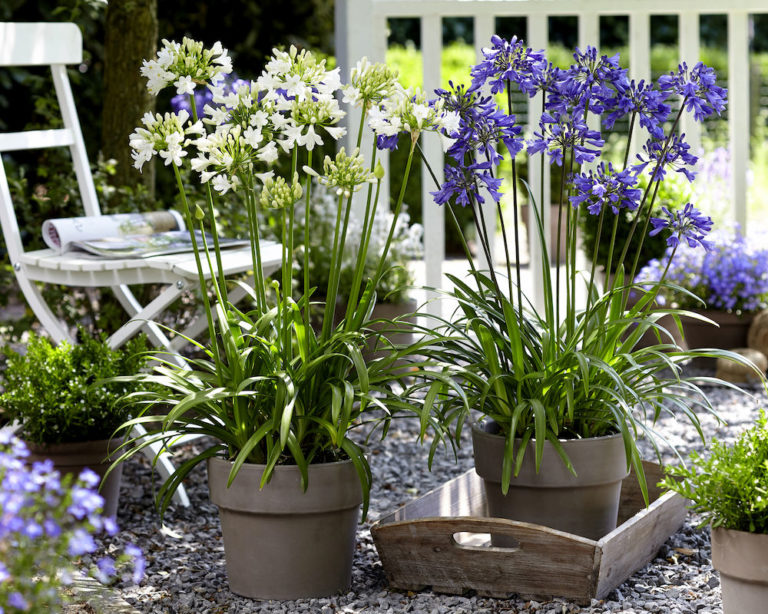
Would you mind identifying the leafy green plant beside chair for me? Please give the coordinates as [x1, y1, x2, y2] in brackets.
[0, 331, 148, 517]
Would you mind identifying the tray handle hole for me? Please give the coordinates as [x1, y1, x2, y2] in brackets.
[452, 532, 520, 551]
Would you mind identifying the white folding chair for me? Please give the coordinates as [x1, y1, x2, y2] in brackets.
[0, 22, 281, 506]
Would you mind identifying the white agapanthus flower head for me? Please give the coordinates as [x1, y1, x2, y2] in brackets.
[140, 37, 232, 97]
[128, 110, 204, 172]
[312, 148, 376, 199]
[368, 85, 456, 145]
[342, 57, 400, 108]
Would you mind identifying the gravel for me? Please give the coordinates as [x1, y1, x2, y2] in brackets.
[90, 370, 766, 614]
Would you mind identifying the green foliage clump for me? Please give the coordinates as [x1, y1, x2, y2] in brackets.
[0, 331, 148, 445]
[661, 413, 768, 533]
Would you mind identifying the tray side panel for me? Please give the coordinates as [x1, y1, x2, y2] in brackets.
[595, 491, 688, 598]
[378, 470, 487, 525]
[372, 516, 599, 602]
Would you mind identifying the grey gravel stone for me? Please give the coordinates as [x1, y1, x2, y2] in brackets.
[90, 364, 764, 613]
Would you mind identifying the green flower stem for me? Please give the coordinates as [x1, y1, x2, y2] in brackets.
[372, 136, 418, 287]
[345, 141, 380, 326]
[242, 178, 267, 313]
[414, 140, 479, 279]
[615, 99, 687, 287]
[321, 191, 349, 341]
[303, 149, 314, 333]
[505, 81, 523, 316]
[172, 164, 224, 380]
[554, 147, 567, 331]
[188, 93, 228, 304]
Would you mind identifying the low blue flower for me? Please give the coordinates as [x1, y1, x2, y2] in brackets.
[68, 527, 97, 556]
[124, 543, 146, 584]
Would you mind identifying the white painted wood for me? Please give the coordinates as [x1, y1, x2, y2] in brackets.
[527, 14, 550, 312]
[0, 22, 82, 66]
[679, 12, 702, 156]
[629, 12, 651, 162]
[474, 14, 497, 277]
[0, 129, 74, 152]
[370, 0, 768, 17]
[729, 11, 750, 229]
[421, 14, 445, 317]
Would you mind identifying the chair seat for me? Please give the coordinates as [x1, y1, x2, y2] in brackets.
[19, 241, 283, 287]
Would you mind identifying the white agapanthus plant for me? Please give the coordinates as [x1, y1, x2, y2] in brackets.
[121, 40, 461, 518]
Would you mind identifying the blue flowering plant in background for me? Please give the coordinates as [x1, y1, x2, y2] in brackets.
[415, 36, 759, 498]
[636, 227, 768, 314]
[0, 433, 143, 613]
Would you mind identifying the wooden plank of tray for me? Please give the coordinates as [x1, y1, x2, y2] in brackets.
[372, 461, 687, 604]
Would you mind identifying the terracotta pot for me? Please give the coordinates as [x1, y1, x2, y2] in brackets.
[711, 527, 768, 613]
[682, 310, 755, 368]
[682, 310, 754, 350]
[364, 298, 418, 361]
[207, 456, 362, 599]
[471, 422, 629, 542]
[26, 438, 124, 518]
[520, 204, 569, 264]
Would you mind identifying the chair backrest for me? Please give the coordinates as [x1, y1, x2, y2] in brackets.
[0, 22, 100, 264]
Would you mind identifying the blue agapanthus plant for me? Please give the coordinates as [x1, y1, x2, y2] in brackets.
[412, 35, 745, 497]
[637, 228, 768, 313]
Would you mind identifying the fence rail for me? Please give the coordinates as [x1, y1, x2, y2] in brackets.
[335, 0, 768, 311]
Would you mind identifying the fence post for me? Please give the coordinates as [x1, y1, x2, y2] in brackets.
[728, 11, 750, 230]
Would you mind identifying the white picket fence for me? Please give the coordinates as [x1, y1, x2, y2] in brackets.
[335, 0, 768, 311]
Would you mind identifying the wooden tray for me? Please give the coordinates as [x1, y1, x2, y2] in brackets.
[371, 461, 687, 604]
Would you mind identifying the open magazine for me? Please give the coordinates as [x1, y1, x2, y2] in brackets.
[42, 211, 248, 258]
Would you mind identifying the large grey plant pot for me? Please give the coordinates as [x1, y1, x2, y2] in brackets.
[711, 527, 768, 613]
[471, 423, 629, 542]
[26, 438, 124, 519]
[207, 457, 363, 600]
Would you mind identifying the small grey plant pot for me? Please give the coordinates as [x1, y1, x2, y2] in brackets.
[207, 457, 363, 600]
[711, 527, 768, 613]
[26, 437, 124, 519]
[471, 422, 629, 542]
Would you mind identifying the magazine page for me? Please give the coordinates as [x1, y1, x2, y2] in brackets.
[42, 211, 185, 254]
[71, 230, 250, 259]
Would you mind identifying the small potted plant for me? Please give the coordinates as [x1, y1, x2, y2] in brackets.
[0, 331, 148, 517]
[660, 413, 768, 614]
[635, 227, 768, 352]
[0, 432, 144, 612]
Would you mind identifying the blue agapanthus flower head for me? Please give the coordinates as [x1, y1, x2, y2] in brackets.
[649, 202, 713, 250]
[469, 34, 546, 95]
[569, 162, 642, 215]
[658, 61, 728, 122]
[635, 133, 698, 182]
[602, 79, 671, 138]
[528, 108, 604, 166]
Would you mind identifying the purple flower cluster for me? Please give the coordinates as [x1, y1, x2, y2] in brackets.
[431, 82, 523, 206]
[636, 229, 768, 312]
[569, 163, 642, 215]
[649, 203, 713, 250]
[429, 35, 723, 271]
[171, 75, 250, 118]
[658, 61, 728, 122]
[0, 433, 144, 611]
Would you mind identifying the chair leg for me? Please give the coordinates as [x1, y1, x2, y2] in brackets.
[106, 283, 183, 352]
[130, 423, 191, 508]
[14, 272, 74, 344]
